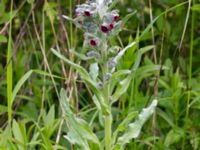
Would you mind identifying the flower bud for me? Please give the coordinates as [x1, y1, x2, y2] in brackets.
[98, 82, 103, 89]
[86, 51, 100, 59]
[109, 23, 114, 30]
[100, 24, 109, 33]
[84, 10, 92, 16]
[113, 15, 120, 22]
[90, 39, 98, 47]
[108, 59, 117, 69]
[104, 73, 111, 81]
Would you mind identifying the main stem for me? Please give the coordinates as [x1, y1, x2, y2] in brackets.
[105, 112, 112, 150]
[105, 82, 112, 150]
[103, 45, 112, 150]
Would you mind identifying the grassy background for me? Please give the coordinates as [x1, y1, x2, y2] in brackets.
[0, 0, 200, 149]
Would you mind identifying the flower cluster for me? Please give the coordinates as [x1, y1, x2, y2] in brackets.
[75, 0, 121, 49]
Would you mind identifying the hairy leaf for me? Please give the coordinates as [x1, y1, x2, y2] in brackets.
[114, 100, 158, 149]
[60, 89, 101, 149]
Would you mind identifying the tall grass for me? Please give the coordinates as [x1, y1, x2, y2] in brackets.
[7, 0, 13, 126]
[1, 0, 199, 149]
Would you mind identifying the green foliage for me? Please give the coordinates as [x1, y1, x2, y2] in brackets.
[0, 0, 200, 149]
[60, 88, 101, 150]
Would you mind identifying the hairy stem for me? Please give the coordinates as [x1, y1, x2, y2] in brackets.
[103, 45, 112, 150]
[105, 112, 112, 150]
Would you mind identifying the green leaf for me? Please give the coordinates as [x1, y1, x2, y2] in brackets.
[122, 10, 137, 25]
[69, 49, 90, 61]
[0, 11, 17, 24]
[112, 77, 132, 103]
[43, 106, 58, 139]
[11, 69, 64, 107]
[12, 120, 24, 150]
[112, 111, 138, 145]
[140, 1, 188, 39]
[112, 45, 154, 103]
[114, 100, 158, 149]
[191, 4, 200, 11]
[0, 3, 5, 14]
[113, 41, 136, 67]
[44, 105, 55, 128]
[89, 63, 99, 81]
[0, 104, 7, 113]
[44, 105, 56, 137]
[34, 122, 53, 149]
[60, 89, 101, 149]
[135, 64, 168, 85]
[0, 125, 11, 147]
[157, 108, 175, 127]
[44, 2, 57, 23]
[0, 35, 7, 43]
[11, 70, 33, 105]
[108, 0, 120, 10]
[111, 70, 131, 79]
[27, 0, 34, 4]
[164, 127, 185, 147]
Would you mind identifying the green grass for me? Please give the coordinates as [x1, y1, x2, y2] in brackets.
[1, 0, 200, 149]
[7, 0, 13, 126]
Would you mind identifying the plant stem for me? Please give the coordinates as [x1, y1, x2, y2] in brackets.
[105, 112, 112, 150]
[104, 74, 112, 150]
[69, 0, 74, 48]
[182, 0, 194, 149]
[186, 0, 194, 122]
[103, 45, 112, 150]
[104, 81, 112, 150]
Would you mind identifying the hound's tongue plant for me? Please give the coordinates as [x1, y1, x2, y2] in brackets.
[52, 0, 158, 149]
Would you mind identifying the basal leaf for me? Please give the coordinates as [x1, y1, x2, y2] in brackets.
[60, 89, 101, 149]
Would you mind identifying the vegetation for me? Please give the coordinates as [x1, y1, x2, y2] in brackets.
[0, 0, 200, 149]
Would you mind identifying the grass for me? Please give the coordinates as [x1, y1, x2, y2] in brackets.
[7, 0, 13, 126]
[0, 0, 200, 149]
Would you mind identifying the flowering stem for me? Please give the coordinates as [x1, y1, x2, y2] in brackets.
[105, 112, 112, 150]
[103, 47, 112, 150]
[104, 80, 112, 150]
[104, 78, 112, 150]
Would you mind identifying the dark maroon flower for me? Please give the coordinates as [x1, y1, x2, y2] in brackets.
[84, 10, 91, 16]
[113, 15, 120, 22]
[109, 23, 114, 30]
[100, 25, 109, 33]
[90, 39, 97, 47]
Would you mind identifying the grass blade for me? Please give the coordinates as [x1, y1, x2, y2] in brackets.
[7, 0, 14, 125]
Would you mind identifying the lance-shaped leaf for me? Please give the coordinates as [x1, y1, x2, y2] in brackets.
[111, 41, 136, 73]
[89, 63, 99, 81]
[112, 111, 138, 146]
[113, 100, 158, 150]
[60, 89, 101, 150]
[122, 10, 137, 25]
[111, 45, 154, 103]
